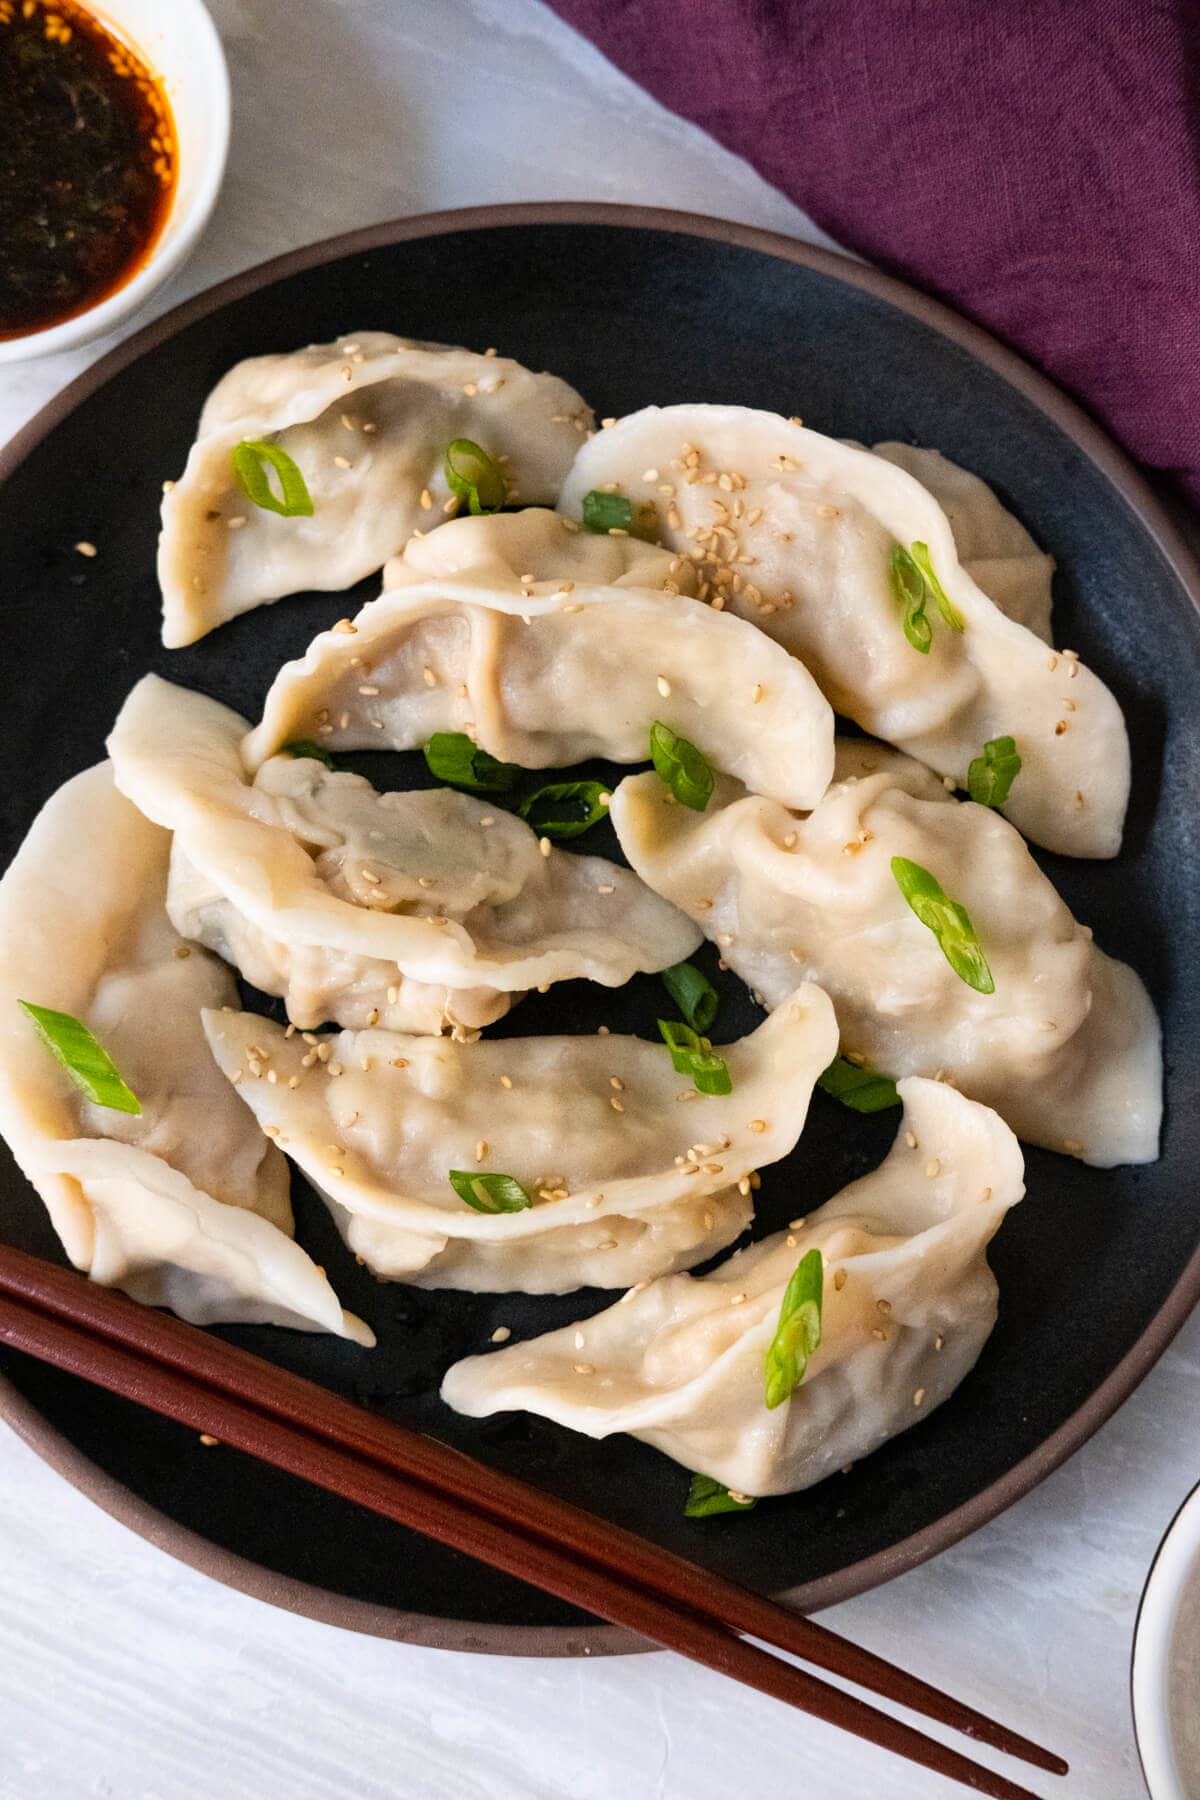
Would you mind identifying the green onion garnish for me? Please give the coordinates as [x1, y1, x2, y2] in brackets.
[649, 720, 714, 812]
[19, 1001, 141, 1114]
[230, 440, 314, 517]
[816, 1057, 900, 1113]
[281, 739, 338, 769]
[891, 856, 995, 994]
[443, 438, 507, 515]
[764, 1247, 823, 1411]
[660, 961, 719, 1035]
[582, 490, 635, 534]
[657, 1019, 732, 1096]
[685, 1473, 758, 1517]
[966, 735, 1022, 808]
[889, 541, 964, 652]
[424, 732, 521, 794]
[890, 545, 932, 653]
[448, 1170, 534, 1213]
[518, 780, 612, 840]
[910, 541, 965, 632]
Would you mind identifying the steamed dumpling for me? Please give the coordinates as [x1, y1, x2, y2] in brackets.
[442, 1078, 1022, 1496]
[868, 443, 1054, 643]
[108, 676, 699, 1036]
[202, 985, 839, 1292]
[561, 406, 1128, 857]
[242, 574, 836, 811]
[610, 744, 1161, 1166]
[159, 333, 595, 647]
[0, 764, 369, 1341]
[390, 505, 698, 594]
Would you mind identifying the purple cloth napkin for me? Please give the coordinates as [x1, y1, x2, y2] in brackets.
[551, 0, 1200, 502]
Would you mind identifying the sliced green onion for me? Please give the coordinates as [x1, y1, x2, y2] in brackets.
[281, 739, 338, 769]
[967, 735, 1022, 808]
[649, 720, 714, 812]
[582, 490, 635, 534]
[518, 780, 612, 840]
[448, 1170, 533, 1213]
[660, 961, 718, 1035]
[424, 732, 521, 794]
[816, 1057, 900, 1113]
[890, 545, 933, 654]
[889, 540, 964, 650]
[657, 1019, 732, 1096]
[685, 1473, 758, 1517]
[230, 440, 314, 517]
[910, 541, 965, 632]
[19, 1001, 141, 1114]
[443, 438, 506, 515]
[764, 1247, 823, 1411]
[891, 856, 995, 994]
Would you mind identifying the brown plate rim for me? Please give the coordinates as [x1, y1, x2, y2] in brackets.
[1, 199, 1198, 1658]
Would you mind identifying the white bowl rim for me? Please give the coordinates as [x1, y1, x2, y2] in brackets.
[1132, 1474, 1200, 1799]
[0, 0, 230, 365]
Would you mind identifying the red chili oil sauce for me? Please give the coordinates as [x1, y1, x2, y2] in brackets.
[0, 0, 177, 339]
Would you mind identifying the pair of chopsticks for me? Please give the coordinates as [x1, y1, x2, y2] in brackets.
[0, 1245, 1065, 1797]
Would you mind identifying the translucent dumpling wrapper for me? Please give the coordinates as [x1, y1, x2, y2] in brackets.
[561, 405, 1128, 857]
[201, 984, 839, 1293]
[610, 743, 1161, 1167]
[867, 443, 1054, 644]
[442, 1078, 1023, 1496]
[158, 332, 595, 647]
[0, 764, 370, 1342]
[242, 574, 836, 811]
[388, 505, 698, 595]
[107, 675, 699, 1036]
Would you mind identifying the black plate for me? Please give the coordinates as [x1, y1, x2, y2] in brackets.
[2, 204, 1198, 1654]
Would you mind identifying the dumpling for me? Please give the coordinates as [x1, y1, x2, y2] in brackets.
[609, 747, 1161, 1167]
[868, 444, 1054, 643]
[108, 676, 700, 1036]
[159, 332, 594, 647]
[243, 574, 836, 811]
[202, 985, 839, 1292]
[560, 406, 1128, 857]
[389, 505, 698, 594]
[0, 764, 370, 1341]
[442, 1078, 1023, 1497]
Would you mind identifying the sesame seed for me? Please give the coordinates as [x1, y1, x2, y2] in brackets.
[199, 1434, 219, 1448]
[1055, 720, 1069, 735]
[74, 541, 97, 558]
[173, 945, 191, 960]
[877, 1298, 892, 1316]
[610, 1096, 625, 1113]
[491, 1327, 511, 1343]
[333, 455, 351, 470]
[1040, 1019, 1058, 1031]
[387, 986, 400, 1004]
[834, 1268, 848, 1291]
[1063, 1137, 1085, 1155]
[786, 1235, 797, 1248]
[573, 1362, 596, 1375]
[904, 1131, 918, 1149]
[729, 1293, 746, 1306]
[573, 1331, 587, 1350]
[655, 674, 672, 698]
[500, 1074, 513, 1089]
[475, 1139, 488, 1161]
[749, 1119, 766, 1133]
[609, 1076, 625, 1091]
[752, 683, 765, 704]
[601, 417, 617, 429]
[419, 488, 433, 510]
[339, 711, 350, 729]
[422, 665, 436, 687]
[227, 516, 247, 529]
[871, 1327, 887, 1341]
[479, 816, 495, 828]
[925, 1158, 942, 1178]
[266, 1069, 278, 1085]
[598, 1025, 611, 1036]
[737, 1176, 751, 1195]
[360, 868, 381, 885]
[539, 836, 552, 858]
[913, 1388, 926, 1407]
[287, 1076, 300, 1090]
[935, 1334, 945, 1351]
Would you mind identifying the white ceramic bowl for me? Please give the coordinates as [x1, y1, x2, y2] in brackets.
[1134, 1477, 1200, 1798]
[0, 0, 229, 364]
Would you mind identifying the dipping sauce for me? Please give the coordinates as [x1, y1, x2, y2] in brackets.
[0, 0, 177, 340]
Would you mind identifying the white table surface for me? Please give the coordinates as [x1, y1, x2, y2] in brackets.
[0, 3, 1194, 1796]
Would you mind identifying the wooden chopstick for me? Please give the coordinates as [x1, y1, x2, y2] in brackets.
[0, 1248, 1063, 1798]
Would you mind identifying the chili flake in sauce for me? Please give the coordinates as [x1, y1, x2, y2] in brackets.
[0, 0, 177, 339]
